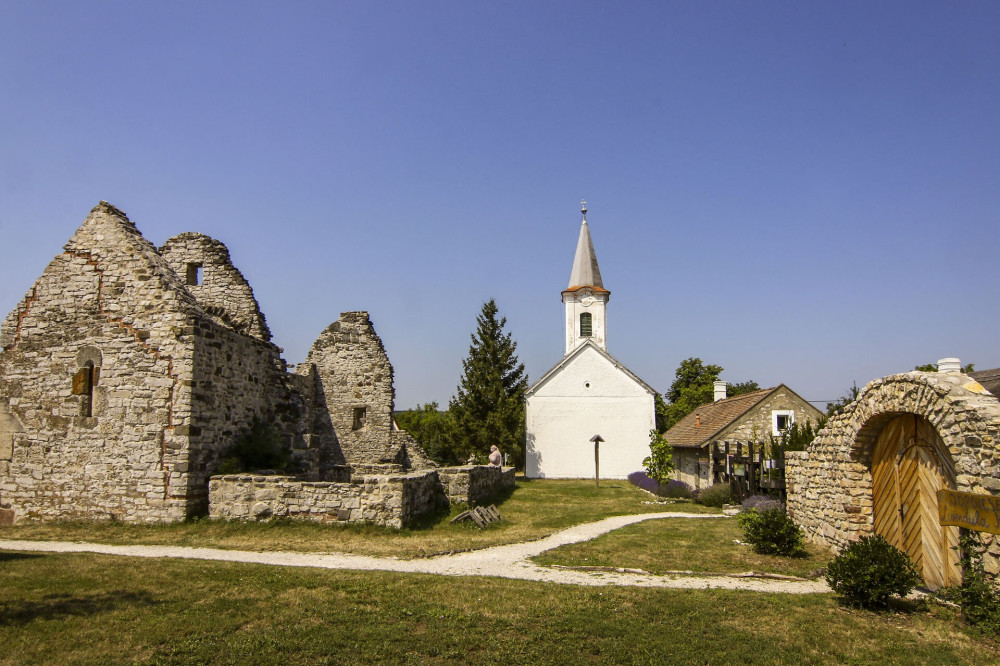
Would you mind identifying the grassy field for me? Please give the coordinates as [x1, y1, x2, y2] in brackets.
[533, 516, 834, 579]
[0, 478, 715, 558]
[1, 551, 997, 665]
[1, 479, 997, 663]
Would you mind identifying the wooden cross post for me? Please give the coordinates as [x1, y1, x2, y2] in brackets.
[590, 434, 605, 488]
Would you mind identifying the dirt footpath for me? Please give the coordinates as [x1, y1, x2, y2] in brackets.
[0, 512, 831, 593]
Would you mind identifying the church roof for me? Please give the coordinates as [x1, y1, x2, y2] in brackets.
[525, 339, 656, 398]
[565, 210, 606, 292]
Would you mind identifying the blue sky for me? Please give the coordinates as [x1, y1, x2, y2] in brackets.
[2, 2, 999, 409]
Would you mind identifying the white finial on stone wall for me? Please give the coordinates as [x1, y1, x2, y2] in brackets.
[937, 357, 962, 373]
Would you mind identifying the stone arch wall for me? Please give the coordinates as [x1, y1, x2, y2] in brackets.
[787, 370, 1000, 575]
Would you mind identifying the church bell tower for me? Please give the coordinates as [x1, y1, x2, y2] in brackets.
[561, 201, 610, 355]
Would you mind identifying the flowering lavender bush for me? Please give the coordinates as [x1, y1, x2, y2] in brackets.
[740, 495, 784, 513]
[627, 471, 660, 494]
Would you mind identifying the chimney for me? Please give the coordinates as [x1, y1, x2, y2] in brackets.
[937, 357, 962, 373]
[714, 380, 727, 402]
[695, 414, 701, 427]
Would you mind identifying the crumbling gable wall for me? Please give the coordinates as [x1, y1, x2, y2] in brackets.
[159, 233, 271, 341]
[0, 202, 199, 521]
[300, 312, 398, 465]
[157, 233, 325, 506]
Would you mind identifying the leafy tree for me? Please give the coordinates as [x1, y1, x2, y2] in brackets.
[769, 417, 828, 454]
[915, 362, 975, 373]
[394, 402, 460, 465]
[656, 358, 758, 432]
[727, 380, 762, 397]
[642, 429, 675, 488]
[449, 299, 528, 468]
[665, 358, 723, 403]
[826, 382, 860, 416]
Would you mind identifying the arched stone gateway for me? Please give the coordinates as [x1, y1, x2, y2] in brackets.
[786, 370, 1000, 589]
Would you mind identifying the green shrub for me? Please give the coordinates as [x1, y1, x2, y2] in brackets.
[659, 480, 693, 499]
[956, 530, 1000, 637]
[825, 534, 920, 608]
[217, 417, 292, 474]
[695, 483, 732, 508]
[737, 507, 806, 557]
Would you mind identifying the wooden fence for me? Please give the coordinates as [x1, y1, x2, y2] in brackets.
[710, 441, 786, 503]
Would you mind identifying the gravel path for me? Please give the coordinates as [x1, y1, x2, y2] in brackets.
[0, 512, 830, 594]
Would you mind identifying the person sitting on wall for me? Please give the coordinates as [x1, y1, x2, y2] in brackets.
[488, 445, 502, 467]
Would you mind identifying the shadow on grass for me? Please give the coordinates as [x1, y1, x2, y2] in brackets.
[0, 590, 158, 626]
[0, 552, 44, 563]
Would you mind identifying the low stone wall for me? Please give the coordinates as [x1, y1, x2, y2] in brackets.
[437, 465, 515, 505]
[208, 469, 446, 528]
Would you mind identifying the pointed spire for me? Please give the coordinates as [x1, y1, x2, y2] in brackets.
[567, 202, 604, 289]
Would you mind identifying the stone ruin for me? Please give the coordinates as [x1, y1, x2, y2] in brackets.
[0, 202, 513, 527]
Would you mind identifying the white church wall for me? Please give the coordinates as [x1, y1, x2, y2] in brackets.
[525, 346, 654, 479]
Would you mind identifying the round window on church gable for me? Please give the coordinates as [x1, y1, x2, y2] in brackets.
[584, 382, 591, 389]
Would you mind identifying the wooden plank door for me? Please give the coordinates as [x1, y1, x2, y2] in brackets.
[871, 415, 960, 590]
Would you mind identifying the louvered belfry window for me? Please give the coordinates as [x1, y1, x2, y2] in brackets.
[580, 312, 593, 337]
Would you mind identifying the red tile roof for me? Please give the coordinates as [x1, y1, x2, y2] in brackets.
[664, 388, 776, 448]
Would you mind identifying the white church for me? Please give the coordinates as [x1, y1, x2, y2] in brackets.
[524, 204, 656, 479]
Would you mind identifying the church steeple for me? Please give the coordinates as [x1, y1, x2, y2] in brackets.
[561, 201, 610, 354]
[567, 201, 604, 290]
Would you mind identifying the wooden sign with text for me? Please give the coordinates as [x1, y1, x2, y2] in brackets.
[938, 489, 1000, 535]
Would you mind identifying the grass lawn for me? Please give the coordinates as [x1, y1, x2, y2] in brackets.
[0, 551, 997, 665]
[533, 516, 834, 579]
[0, 478, 715, 558]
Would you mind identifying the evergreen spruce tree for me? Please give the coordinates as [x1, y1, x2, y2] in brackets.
[449, 299, 528, 468]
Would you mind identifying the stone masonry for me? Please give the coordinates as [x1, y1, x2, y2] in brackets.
[0, 202, 438, 524]
[209, 469, 447, 528]
[786, 370, 1000, 575]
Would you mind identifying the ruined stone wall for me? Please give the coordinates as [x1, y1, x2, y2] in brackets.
[0, 202, 424, 523]
[0, 203, 198, 521]
[208, 469, 446, 528]
[436, 465, 516, 505]
[786, 371, 1000, 574]
[159, 233, 271, 341]
[300, 312, 398, 465]
[182, 316, 316, 510]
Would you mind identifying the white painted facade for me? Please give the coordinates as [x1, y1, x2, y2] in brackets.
[525, 342, 655, 479]
[525, 205, 656, 479]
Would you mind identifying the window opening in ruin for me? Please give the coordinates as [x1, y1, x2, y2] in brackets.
[772, 410, 794, 436]
[352, 407, 367, 430]
[186, 262, 203, 286]
[80, 361, 95, 417]
[580, 312, 593, 337]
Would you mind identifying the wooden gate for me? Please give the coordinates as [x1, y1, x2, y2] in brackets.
[871, 414, 960, 590]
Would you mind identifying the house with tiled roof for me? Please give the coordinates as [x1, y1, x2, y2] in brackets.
[665, 382, 823, 489]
